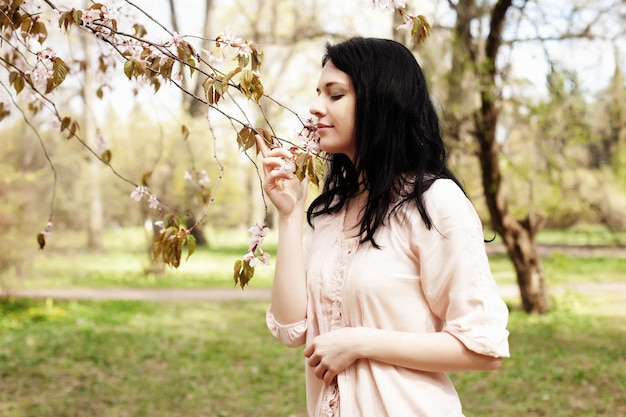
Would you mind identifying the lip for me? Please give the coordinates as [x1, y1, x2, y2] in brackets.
[316, 123, 332, 131]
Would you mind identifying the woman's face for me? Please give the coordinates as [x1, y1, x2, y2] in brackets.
[309, 61, 356, 160]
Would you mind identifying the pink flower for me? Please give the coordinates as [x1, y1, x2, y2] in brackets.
[171, 31, 184, 46]
[248, 223, 268, 238]
[279, 159, 296, 175]
[371, 0, 406, 11]
[198, 170, 210, 186]
[130, 185, 146, 201]
[248, 223, 268, 250]
[148, 194, 159, 209]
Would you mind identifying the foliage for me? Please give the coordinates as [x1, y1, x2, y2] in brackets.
[0, 0, 429, 286]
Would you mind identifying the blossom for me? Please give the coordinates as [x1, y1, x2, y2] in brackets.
[279, 159, 297, 175]
[148, 194, 159, 209]
[243, 250, 270, 268]
[243, 251, 258, 266]
[203, 49, 225, 66]
[371, 0, 406, 11]
[81, 9, 101, 26]
[184, 170, 193, 181]
[170, 31, 184, 46]
[215, 29, 252, 57]
[260, 251, 271, 265]
[130, 185, 147, 201]
[248, 223, 268, 250]
[50, 118, 62, 131]
[397, 15, 414, 31]
[93, 131, 108, 155]
[198, 170, 210, 187]
[28, 65, 52, 92]
[248, 223, 268, 239]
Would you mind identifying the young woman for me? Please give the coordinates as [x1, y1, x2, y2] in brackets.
[257, 37, 510, 417]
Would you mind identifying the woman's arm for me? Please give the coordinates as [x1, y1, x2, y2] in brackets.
[304, 327, 502, 385]
[257, 135, 308, 324]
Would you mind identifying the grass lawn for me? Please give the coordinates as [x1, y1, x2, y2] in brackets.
[1, 299, 307, 417]
[1, 293, 625, 417]
[1, 226, 625, 416]
[2, 227, 625, 289]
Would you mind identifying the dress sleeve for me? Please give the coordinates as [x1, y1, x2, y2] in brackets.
[266, 306, 307, 348]
[417, 180, 510, 358]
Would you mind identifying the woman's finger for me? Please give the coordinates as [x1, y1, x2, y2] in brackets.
[255, 134, 272, 158]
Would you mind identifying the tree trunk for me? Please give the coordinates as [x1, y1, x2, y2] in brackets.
[455, 0, 551, 313]
[82, 12, 103, 251]
[189, 0, 214, 117]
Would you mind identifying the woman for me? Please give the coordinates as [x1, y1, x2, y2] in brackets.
[257, 37, 510, 417]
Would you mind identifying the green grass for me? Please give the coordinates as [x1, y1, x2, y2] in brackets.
[1, 293, 625, 417]
[488, 252, 626, 286]
[2, 227, 625, 289]
[0, 298, 307, 417]
[537, 227, 626, 247]
[2, 228, 278, 289]
[1, 227, 626, 416]
[451, 294, 626, 416]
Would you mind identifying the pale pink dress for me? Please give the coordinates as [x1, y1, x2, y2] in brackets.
[267, 179, 510, 417]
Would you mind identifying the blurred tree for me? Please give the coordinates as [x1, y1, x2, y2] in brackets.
[81, 20, 104, 250]
[596, 53, 626, 183]
[425, 0, 626, 313]
[6, 0, 623, 297]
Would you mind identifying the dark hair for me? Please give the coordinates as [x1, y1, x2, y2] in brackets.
[306, 37, 465, 247]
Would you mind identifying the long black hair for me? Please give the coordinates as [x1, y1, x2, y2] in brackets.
[306, 37, 465, 247]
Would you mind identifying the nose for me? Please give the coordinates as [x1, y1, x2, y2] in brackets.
[309, 95, 325, 118]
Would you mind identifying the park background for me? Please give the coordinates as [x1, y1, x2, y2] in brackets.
[1, 0, 626, 416]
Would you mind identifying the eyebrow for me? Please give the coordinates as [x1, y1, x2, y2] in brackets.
[316, 81, 349, 93]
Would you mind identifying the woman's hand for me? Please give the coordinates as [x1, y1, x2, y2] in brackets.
[304, 328, 364, 385]
[256, 135, 308, 217]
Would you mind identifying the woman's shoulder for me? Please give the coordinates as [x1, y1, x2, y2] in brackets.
[424, 178, 480, 225]
[392, 178, 474, 223]
[427, 177, 466, 198]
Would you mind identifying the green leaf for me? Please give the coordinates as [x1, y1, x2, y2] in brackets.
[202, 76, 223, 105]
[187, 58, 196, 77]
[72, 9, 83, 25]
[100, 149, 112, 164]
[37, 232, 46, 250]
[10, 72, 24, 94]
[132, 23, 147, 37]
[164, 213, 180, 229]
[52, 57, 68, 88]
[159, 58, 174, 80]
[186, 234, 196, 261]
[236, 126, 255, 152]
[123, 60, 135, 80]
[60, 116, 71, 132]
[411, 15, 431, 46]
[34, 20, 47, 44]
[250, 44, 263, 72]
[141, 171, 152, 187]
[233, 259, 243, 284]
[181, 125, 190, 141]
